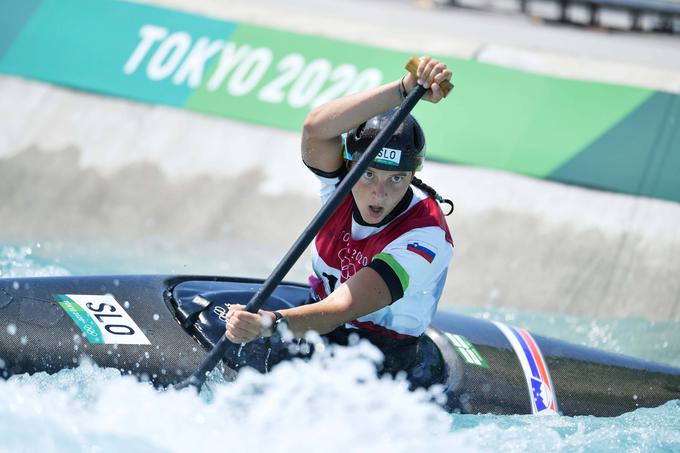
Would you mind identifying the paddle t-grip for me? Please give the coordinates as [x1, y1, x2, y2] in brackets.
[405, 56, 453, 97]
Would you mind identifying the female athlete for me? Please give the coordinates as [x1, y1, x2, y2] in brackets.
[225, 57, 454, 375]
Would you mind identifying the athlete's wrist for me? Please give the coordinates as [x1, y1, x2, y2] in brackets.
[260, 311, 277, 337]
[262, 310, 286, 337]
[402, 74, 417, 95]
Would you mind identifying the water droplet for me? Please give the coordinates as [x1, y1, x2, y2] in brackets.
[633, 394, 638, 400]
[153, 314, 160, 321]
[113, 279, 120, 287]
[144, 351, 150, 359]
[36, 242, 41, 248]
[12, 282, 19, 291]
[6, 324, 17, 335]
[0, 358, 5, 368]
[123, 301, 130, 309]
[20, 336, 28, 345]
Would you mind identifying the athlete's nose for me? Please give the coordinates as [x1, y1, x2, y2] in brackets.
[372, 180, 387, 199]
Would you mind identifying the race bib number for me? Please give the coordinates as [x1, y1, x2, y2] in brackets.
[54, 294, 151, 345]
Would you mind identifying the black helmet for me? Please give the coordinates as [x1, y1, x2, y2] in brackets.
[344, 109, 426, 172]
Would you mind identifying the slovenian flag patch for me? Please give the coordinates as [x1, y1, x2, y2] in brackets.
[406, 242, 436, 263]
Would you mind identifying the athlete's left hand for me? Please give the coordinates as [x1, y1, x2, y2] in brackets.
[225, 304, 275, 343]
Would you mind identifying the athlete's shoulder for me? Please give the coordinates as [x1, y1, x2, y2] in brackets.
[306, 163, 347, 205]
[386, 226, 453, 262]
[373, 225, 452, 296]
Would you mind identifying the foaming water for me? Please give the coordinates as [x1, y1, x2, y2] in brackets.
[0, 348, 462, 453]
[0, 243, 679, 452]
[1, 353, 678, 452]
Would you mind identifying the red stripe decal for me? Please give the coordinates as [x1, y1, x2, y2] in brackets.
[517, 327, 555, 411]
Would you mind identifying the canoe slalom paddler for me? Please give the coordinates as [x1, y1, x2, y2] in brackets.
[225, 57, 455, 377]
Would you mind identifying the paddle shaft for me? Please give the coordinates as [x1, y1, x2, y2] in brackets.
[176, 84, 427, 390]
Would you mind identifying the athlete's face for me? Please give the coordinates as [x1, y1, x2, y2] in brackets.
[351, 167, 413, 224]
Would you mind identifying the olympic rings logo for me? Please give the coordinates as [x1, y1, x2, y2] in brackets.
[81, 322, 99, 338]
[213, 304, 229, 322]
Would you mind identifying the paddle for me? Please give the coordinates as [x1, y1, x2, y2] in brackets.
[176, 58, 446, 391]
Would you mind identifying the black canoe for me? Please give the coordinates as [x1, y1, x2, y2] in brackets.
[0, 274, 678, 417]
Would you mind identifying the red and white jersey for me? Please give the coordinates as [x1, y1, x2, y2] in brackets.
[309, 169, 454, 339]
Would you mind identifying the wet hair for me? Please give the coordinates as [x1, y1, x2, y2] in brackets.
[412, 176, 454, 216]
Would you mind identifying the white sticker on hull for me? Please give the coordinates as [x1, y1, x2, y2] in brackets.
[54, 294, 151, 345]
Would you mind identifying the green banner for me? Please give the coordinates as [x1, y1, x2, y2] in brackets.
[1, 0, 678, 203]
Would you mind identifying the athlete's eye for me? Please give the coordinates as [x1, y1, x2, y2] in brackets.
[391, 175, 404, 184]
[363, 170, 374, 180]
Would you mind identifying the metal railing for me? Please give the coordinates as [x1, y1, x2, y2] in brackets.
[435, 0, 680, 32]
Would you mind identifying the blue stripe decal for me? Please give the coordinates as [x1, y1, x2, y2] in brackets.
[511, 326, 540, 379]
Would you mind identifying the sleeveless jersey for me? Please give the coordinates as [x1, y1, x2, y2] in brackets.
[309, 170, 454, 339]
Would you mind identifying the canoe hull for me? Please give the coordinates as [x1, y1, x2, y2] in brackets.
[0, 275, 678, 416]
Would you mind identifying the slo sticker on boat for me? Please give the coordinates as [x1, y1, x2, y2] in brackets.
[54, 294, 151, 345]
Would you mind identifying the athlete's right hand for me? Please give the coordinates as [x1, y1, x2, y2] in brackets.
[225, 305, 276, 343]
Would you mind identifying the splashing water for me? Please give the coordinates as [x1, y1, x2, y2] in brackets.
[0, 245, 69, 278]
[0, 347, 458, 453]
[0, 243, 678, 452]
[0, 349, 678, 453]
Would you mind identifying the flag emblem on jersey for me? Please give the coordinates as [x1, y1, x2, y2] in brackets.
[406, 242, 436, 263]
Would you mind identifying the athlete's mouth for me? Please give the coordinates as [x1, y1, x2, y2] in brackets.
[368, 205, 384, 217]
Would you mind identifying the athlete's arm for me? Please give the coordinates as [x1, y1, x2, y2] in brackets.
[301, 57, 451, 173]
[301, 81, 401, 173]
[225, 267, 391, 343]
